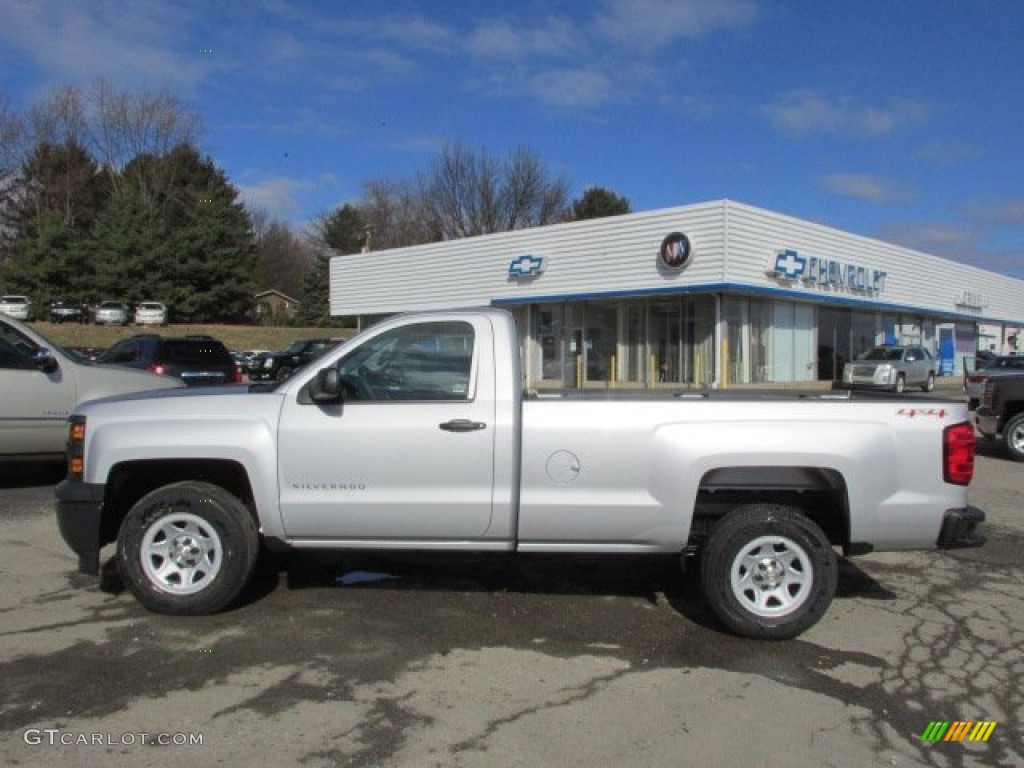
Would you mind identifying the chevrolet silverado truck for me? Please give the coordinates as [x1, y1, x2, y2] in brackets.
[55, 309, 984, 640]
[975, 373, 1024, 461]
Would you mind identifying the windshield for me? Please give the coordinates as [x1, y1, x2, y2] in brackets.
[857, 347, 903, 361]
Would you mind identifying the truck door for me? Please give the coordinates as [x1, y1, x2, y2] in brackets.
[277, 317, 497, 541]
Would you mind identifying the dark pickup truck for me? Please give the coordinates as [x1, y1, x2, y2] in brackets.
[975, 373, 1024, 461]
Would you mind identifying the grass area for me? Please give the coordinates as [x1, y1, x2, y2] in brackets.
[31, 321, 358, 353]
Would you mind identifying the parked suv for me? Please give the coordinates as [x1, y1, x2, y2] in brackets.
[93, 300, 130, 326]
[98, 334, 241, 386]
[0, 294, 33, 321]
[842, 345, 937, 393]
[49, 298, 89, 324]
[248, 337, 334, 381]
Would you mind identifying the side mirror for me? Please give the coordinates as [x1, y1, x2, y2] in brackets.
[307, 367, 343, 404]
[32, 348, 59, 374]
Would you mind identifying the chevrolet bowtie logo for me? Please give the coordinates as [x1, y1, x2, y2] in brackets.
[772, 249, 807, 280]
[509, 255, 544, 278]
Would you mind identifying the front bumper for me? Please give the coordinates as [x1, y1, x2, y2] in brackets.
[936, 506, 985, 549]
[55, 478, 106, 575]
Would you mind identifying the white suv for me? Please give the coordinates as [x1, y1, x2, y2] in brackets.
[0, 294, 33, 321]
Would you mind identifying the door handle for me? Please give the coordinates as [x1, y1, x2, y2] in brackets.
[439, 419, 487, 432]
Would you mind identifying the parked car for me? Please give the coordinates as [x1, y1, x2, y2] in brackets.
[964, 355, 1024, 410]
[975, 373, 1024, 461]
[248, 338, 334, 381]
[842, 345, 937, 393]
[0, 314, 183, 460]
[93, 300, 131, 326]
[0, 295, 33, 321]
[49, 298, 89, 324]
[133, 301, 168, 326]
[97, 334, 242, 386]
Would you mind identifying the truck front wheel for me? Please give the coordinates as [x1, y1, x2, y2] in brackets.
[117, 481, 259, 615]
[700, 504, 837, 640]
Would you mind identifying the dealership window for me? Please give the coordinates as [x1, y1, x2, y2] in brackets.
[724, 296, 815, 385]
[526, 296, 714, 389]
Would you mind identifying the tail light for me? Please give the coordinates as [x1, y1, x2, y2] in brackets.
[67, 415, 86, 480]
[981, 381, 996, 409]
[148, 363, 166, 375]
[234, 365, 243, 383]
[943, 422, 976, 485]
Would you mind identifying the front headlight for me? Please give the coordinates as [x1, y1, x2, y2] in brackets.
[263, 358, 274, 369]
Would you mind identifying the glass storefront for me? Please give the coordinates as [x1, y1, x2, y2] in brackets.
[522, 296, 715, 388]
[512, 293, 968, 389]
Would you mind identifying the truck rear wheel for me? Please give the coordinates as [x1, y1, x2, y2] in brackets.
[1003, 413, 1024, 462]
[700, 504, 837, 640]
[117, 481, 259, 615]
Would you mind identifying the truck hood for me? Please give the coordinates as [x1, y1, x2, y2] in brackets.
[79, 382, 257, 409]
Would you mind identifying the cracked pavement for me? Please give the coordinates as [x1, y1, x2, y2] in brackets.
[0, 451, 1020, 767]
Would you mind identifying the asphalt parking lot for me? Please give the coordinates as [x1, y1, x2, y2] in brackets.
[0, 445, 1020, 768]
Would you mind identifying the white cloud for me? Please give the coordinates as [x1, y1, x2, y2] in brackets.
[762, 91, 931, 138]
[0, 1, 205, 96]
[823, 174, 916, 205]
[964, 199, 1024, 226]
[237, 175, 332, 221]
[595, 0, 759, 48]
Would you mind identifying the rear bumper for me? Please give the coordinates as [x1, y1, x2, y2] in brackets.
[936, 506, 985, 549]
[975, 408, 999, 437]
[54, 478, 106, 575]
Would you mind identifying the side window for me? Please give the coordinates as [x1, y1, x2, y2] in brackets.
[0, 323, 38, 369]
[110, 341, 139, 364]
[337, 321, 475, 401]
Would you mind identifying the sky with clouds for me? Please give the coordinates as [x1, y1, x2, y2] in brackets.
[1, 0, 1022, 276]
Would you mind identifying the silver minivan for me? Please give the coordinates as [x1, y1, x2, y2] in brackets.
[842, 345, 937, 393]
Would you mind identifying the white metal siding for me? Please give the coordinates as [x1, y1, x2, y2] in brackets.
[330, 199, 1024, 325]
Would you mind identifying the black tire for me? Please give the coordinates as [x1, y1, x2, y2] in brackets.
[894, 374, 906, 394]
[922, 372, 935, 393]
[275, 365, 293, 381]
[1003, 413, 1024, 462]
[117, 481, 260, 615]
[700, 504, 837, 640]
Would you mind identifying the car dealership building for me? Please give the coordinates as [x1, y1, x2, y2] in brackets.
[330, 200, 1024, 389]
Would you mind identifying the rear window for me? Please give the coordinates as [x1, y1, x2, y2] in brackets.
[162, 340, 233, 365]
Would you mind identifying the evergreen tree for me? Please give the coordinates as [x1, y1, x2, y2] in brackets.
[569, 186, 632, 220]
[298, 204, 366, 326]
[0, 140, 109, 301]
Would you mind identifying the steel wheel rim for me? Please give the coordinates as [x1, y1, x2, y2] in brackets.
[1010, 422, 1024, 455]
[140, 512, 223, 595]
[729, 535, 812, 618]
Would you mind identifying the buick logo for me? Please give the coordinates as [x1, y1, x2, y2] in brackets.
[660, 232, 692, 270]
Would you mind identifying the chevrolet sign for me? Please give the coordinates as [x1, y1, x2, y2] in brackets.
[509, 254, 544, 278]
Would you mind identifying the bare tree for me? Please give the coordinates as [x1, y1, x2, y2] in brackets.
[92, 79, 199, 187]
[420, 142, 569, 241]
[358, 177, 440, 249]
[251, 208, 313, 299]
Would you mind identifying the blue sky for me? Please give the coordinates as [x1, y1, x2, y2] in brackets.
[2, 0, 1022, 276]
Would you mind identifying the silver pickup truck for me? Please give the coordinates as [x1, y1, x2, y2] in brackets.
[56, 309, 984, 639]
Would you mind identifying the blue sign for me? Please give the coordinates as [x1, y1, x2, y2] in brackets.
[509, 254, 544, 278]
